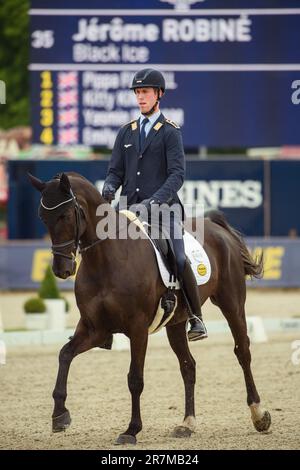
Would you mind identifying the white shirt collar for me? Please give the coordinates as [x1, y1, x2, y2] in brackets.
[140, 110, 161, 126]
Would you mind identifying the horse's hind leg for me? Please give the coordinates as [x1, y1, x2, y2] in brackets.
[213, 292, 271, 432]
[166, 321, 196, 438]
[52, 319, 101, 432]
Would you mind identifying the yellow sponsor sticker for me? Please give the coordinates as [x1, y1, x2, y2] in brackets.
[197, 263, 207, 276]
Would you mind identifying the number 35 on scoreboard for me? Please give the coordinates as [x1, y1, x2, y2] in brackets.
[31, 30, 55, 49]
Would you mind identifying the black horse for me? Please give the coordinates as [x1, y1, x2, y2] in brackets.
[29, 172, 271, 444]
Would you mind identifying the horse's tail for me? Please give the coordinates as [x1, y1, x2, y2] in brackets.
[205, 210, 263, 279]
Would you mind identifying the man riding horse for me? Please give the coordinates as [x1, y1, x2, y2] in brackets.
[102, 68, 207, 341]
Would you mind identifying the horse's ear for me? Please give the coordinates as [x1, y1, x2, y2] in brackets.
[59, 173, 71, 193]
[27, 173, 46, 192]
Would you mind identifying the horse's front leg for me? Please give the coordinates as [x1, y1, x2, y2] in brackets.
[116, 323, 148, 445]
[52, 319, 103, 432]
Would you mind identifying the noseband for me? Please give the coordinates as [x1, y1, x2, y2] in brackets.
[40, 189, 83, 260]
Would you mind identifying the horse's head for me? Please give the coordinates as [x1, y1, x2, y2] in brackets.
[29, 172, 86, 279]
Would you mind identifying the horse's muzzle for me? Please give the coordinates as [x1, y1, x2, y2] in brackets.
[53, 259, 77, 279]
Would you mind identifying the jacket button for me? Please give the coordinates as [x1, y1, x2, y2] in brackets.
[137, 171, 140, 175]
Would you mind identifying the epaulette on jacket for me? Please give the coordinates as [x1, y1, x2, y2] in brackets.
[122, 119, 137, 128]
[165, 118, 180, 129]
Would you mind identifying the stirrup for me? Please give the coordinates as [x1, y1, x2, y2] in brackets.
[187, 318, 208, 342]
[161, 289, 176, 315]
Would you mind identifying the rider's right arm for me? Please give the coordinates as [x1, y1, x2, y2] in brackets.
[104, 127, 126, 191]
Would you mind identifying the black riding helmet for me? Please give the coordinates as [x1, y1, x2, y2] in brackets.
[130, 68, 166, 94]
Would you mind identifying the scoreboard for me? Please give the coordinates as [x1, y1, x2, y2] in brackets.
[29, 0, 300, 148]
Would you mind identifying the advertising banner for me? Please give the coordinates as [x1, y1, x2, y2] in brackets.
[1, 238, 299, 290]
[8, 159, 265, 238]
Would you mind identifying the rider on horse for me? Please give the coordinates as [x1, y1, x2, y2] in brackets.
[102, 68, 207, 341]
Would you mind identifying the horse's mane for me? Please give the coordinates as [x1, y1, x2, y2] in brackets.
[41, 172, 102, 210]
[52, 172, 100, 195]
[52, 172, 89, 184]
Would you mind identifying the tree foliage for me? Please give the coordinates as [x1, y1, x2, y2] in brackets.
[0, 0, 30, 129]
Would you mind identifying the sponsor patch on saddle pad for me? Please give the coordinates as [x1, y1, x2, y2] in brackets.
[120, 210, 211, 289]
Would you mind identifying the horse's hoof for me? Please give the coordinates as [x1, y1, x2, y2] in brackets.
[115, 434, 137, 445]
[172, 425, 193, 438]
[52, 410, 71, 433]
[253, 410, 271, 432]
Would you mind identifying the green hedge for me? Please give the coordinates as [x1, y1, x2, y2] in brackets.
[38, 265, 61, 299]
[24, 297, 46, 314]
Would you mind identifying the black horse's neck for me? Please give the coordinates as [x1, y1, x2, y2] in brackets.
[67, 175, 135, 272]
[73, 180, 125, 262]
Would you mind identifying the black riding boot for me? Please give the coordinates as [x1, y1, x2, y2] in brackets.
[181, 259, 208, 341]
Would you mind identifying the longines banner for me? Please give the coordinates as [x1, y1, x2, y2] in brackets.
[0, 239, 299, 289]
[29, 0, 300, 147]
[8, 159, 265, 238]
[8, 159, 300, 238]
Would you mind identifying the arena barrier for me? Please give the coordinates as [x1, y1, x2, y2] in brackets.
[0, 238, 300, 290]
[1, 318, 300, 349]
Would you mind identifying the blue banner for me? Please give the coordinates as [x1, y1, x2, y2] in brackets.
[8, 159, 265, 238]
[184, 160, 264, 235]
[1, 238, 299, 290]
[270, 161, 300, 237]
[29, 0, 300, 147]
[0, 241, 73, 290]
[8, 158, 300, 238]
[247, 238, 300, 288]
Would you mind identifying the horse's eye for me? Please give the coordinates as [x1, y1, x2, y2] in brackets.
[58, 212, 72, 222]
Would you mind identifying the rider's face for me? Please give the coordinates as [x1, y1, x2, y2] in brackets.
[134, 87, 161, 114]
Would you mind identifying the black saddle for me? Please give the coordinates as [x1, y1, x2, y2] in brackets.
[145, 220, 178, 280]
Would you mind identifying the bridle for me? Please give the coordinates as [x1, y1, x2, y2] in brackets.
[40, 188, 84, 261]
[40, 187, 111, 260]
[40, 187, 130, 260]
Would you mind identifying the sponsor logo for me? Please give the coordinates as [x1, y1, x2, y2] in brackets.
[181, 180, 263, 209]
[197, 263, 207, 276]
[160, 0, 205, 10]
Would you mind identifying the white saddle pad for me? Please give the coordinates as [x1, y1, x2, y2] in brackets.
[120, 210, 211, 289]
[148, 230, 211, 289]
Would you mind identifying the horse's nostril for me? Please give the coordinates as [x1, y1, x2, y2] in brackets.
[65, 271, 71, 278]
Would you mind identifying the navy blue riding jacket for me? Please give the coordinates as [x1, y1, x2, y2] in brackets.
[104, 113, 185, 212]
